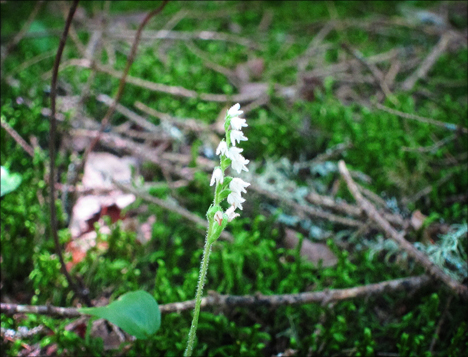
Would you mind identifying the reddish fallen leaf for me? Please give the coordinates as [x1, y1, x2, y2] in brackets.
[283, 228, 338, 267]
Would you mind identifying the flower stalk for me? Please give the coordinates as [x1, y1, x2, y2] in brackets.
[184, 104, 250, 356]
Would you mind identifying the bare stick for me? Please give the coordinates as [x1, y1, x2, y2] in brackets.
[338, 160, 468, 300]
[374, 102, 468, 134]
[0, 275, 431, 317]
[1, 117, 35, 157]
[76, 0, 169, 194]
[102, 29, 260, 50]
[341, 43, 398, 105]
[55, 59, 268, 103]
[306, 191, 406, 229]
[48, 0, 92, 307]
[113, 181, 234, 243]
[96, 94, 159, 132]
[250, 183, 363, 228]
[429, 295, 453, 352]
[402, 31, 455, 91]
[134, 100, 209, 133]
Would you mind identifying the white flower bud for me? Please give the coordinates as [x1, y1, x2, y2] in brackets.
[227, 103, 243, 118]
[225, 206, 240, 222]
[214, 211, 224, 226]
[216, 141, 228, 156]
[210, 167, 223, 186]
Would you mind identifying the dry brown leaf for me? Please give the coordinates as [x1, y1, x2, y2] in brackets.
[283, 228, 338, 267]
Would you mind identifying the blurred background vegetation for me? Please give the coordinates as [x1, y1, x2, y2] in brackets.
[1, 1, 467, 356]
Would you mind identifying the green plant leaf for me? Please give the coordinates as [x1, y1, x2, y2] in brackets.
[1, 166, 22, 197]
[78, 290, 161, 339]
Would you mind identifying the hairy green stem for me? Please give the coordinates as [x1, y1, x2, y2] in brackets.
[184, 223, 214, 356]
[184, 135, 229, 356]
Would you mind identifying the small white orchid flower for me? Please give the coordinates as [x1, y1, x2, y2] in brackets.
[210, 167, 223, 186]
[216, 140, 228, 156]
[227, 191, 245, 210]
[214, 210, 224, 226]
[230, 178, 250, 194]
[227, 103, 243, 118]
[225, 206, 240, 222]
[230, 130, 248, 146]
[230, 116, 247, 131]
[227, 147, 249, 174]
[226, 146, 243, 158]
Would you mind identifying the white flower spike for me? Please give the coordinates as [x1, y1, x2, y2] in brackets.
[230, 177, 250, 194]
[230, 130, 248, 146]
[227, 192, 246, 210]
[227, 103, 243, 118]
[210, 167, 223, 186]
[216, 140, 228, 156]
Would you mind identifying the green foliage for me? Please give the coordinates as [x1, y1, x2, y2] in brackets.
[1, 0, 467, 356]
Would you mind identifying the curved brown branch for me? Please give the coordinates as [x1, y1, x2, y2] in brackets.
[48, 0, 92, 307]
[0, 275, 431, 317]
[78, 0, 169, 177]
[338, 160, 468, 300]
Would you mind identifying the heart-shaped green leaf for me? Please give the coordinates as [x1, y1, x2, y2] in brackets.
[79, 290, 161, 339]
[1, 166, 22, 197]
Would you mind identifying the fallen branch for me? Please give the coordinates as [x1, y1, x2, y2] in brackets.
[250, 183, 363, 228]
[113, 181, 234, 243]
[341, 43, 398, 105]
[338, 160, 468, 300]
[0, 275, 431, 317]
[305, 191, 406, 229]
[101, 29, 261, 50]
[54, 59, 269, 103]
[80, 0, 169, 178]
[134, 100, 209, 134]
[401, 31, 456, 91]
[374, 102, 468, 134]
[47, 0, 92, 307]
[97, 94, 160, 132]
[1, 117, 35, 157]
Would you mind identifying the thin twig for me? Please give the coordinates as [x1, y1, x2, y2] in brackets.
[0, 275, 431, 317]
[134, 100, 209, 133]
[48, 0, 92, 307]
[96, 94, 160, 132]
[79, 0, 169, 176]
[401, 171, 455, 206]
[52, 59, 269, 103]
[1, 117, 35, 157]
[374, 102, 468, 134]
[101, 29, 261, 50]
[305, 191, 406, 229]
[338, 160, 468, 300]
[429, 295, 453, 353]
[341, 43, 398, 105]
[113, 180, 234, 243]
[401, 31, 456, 91]
[250, 183, 363, 228]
